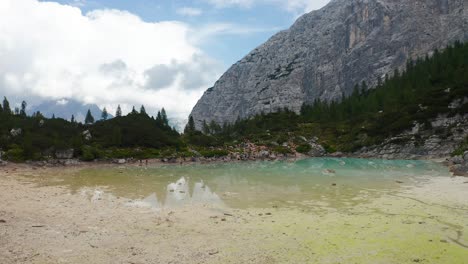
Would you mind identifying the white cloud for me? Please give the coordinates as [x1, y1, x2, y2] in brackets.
[0, 0, 223, 121]
[176, 7, 203, 17]
[205, 0, 330, 14]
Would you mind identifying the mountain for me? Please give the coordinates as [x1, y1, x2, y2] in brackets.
[29, 99, 110, 123]
[190, 0, 467, 128]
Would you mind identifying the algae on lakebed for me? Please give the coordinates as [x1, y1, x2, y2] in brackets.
[22, 158, 468, 263]
[33, 158, 451, 210]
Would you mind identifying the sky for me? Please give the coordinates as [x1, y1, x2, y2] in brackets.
[0, 0, 330, 122]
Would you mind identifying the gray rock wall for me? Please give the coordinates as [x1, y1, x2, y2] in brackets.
[190, 0, 467, 129]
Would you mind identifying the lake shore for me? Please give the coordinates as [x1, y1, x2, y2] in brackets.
[1, 163, 468, 263]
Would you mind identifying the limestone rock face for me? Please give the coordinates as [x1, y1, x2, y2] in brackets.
[190, 0, 467, 128]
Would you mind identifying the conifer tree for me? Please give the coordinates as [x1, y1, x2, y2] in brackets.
[161, 108, 169, 126]
[131, 106, 138, 115]
[3, 97, 11, 114]
[140, 105, 146, 115]
[71, 115, 75, 123]
[202, 120, 210, 135]
[184, 116, 196, 134]
[85, 109, 94, 124]
[101, 107, 108, 120]
[116, 105, 122, 117]
[20, 101, 27, 117]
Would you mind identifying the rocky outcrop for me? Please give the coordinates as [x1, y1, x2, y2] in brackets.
[448, 151, 468, 176]
[55, 149, 74, 159]
[190, 0, 467, 128]
[10, 128, 22, 137]
[355, 114, 468, 159]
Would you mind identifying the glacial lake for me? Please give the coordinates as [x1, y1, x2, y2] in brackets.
[17, 158, 468, 262]
[34, 158, 451, 210]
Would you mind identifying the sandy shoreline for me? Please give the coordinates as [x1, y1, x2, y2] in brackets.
[1, 165, 467, 263]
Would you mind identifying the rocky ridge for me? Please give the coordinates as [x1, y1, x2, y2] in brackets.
[190, 0, 467, 128]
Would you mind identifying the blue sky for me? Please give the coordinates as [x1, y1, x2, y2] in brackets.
[1, 0, 329, 121]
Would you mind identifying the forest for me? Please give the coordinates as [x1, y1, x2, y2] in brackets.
[0, 41, 467, 162]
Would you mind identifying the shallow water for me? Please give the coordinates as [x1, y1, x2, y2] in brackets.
[36, 158, 450, 210]
[20, 158, 468, 262]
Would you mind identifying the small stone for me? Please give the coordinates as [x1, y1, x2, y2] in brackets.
[0, 219, 6, 223]
[208, 250, 219, 255]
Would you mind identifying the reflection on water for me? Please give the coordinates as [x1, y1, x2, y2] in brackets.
[120, 177, 224, 209]
[35, 158, 451, 210]
[164, 177, 224, 208]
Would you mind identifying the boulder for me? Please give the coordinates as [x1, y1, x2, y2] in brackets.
[113, 159, 126, 164]
[450, 156, 464, 165]
[308, 143, 326, 157]
[82, 130, 92, 141]
[55, 149, 74, 159]
[10, 128, 22, 137]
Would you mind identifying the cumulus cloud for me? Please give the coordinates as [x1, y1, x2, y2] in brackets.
[176, 7, 203, 17]
[0, 0, 223, 121]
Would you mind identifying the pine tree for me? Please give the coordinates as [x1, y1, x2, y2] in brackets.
[3, 97, 11, 114]
[20, 101, 27, 117]
[85, 109, 94, 124]
[131, 106, 138, 115]
[52, 114, 55, 119]
[184, 116, 196, 134]
[140, 105, 146, 115]
[156, 111, 162, 123]
[161, 108, 169, 126]
[202, 120, 210, 134]
[101, 107, 108, 120]
[71, 115, 75, 123]
[116, 105, 122, 117]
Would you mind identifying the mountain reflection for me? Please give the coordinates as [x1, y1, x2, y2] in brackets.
[139, 177, 224, 209]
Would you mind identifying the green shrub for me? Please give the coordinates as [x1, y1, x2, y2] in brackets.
[295, 144, 311, 154]
[5, 147, 25, 162]
[452, 136, 468, 156]
[273, 146, 292, 155]
[81, 145, 101, 161]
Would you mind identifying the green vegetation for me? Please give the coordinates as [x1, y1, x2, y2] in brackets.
[0, 100, 183, 161]
[194, 41, 468, 152]
[0, 42, 466, 162]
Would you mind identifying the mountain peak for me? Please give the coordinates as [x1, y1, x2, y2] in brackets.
[190, 0, 466, 129]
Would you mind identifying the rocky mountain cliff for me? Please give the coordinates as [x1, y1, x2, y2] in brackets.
[190, 0, 467, 128]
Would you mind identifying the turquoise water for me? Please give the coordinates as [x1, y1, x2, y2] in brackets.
[45, 158, 451, 209]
